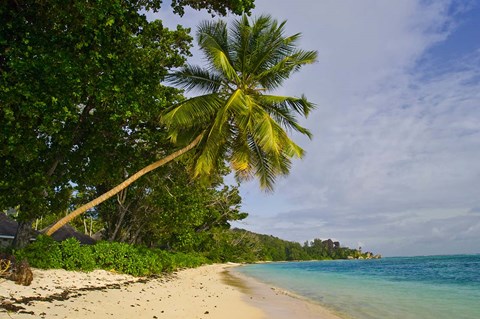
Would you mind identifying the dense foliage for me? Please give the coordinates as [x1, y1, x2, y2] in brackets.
[10, 231, 370, 277]
[199, 229, 369, 263]
[14, 236, 209, 276]
[9, 229, 368, 276]
[0, 0, 192, 240]
[0, 0, 259, 247]
[95, 162, 248, 251]
[170, 0, 255, 16]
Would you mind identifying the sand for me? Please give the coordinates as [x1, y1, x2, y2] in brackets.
[0, 264, 343, 319]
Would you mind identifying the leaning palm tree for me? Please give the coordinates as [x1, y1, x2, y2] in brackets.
[46, 14, 317, 236]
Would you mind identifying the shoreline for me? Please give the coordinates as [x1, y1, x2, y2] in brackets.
[226, 266, 344, 319]
[0, 264, 342, 318]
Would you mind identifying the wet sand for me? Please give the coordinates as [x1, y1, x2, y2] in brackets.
[226, 267, 343, 319]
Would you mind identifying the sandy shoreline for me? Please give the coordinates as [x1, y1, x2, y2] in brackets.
[0, 264, 342, 319]
[228, 267, 344, 319]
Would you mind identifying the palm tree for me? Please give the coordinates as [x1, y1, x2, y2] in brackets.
[46, 14, 317, 236]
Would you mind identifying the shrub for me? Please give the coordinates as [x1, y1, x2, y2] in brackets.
[14, 238, 209, 276]
[172, 252, 210, 269]
[14, 235, 63, 269]
[92, 241, 157, 276]
[59, 238, 96, 271]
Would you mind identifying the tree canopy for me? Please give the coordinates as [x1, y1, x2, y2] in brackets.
[171, 0, 255, 16]
[45, 13, 317, 236]
[1, 1, 191, 224]
[0, 0, 257, 247]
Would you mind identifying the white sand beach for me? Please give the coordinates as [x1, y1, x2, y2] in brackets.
[0, 264, 342, 319]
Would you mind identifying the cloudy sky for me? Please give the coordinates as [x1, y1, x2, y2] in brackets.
[154, 0, 480, 257]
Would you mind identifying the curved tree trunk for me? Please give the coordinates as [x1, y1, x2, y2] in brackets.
[46, 134, 203, 236]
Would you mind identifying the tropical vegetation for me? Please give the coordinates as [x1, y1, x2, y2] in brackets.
[0, 0, 256, 247]
[46, 13, 317, 236]
[8, 231, 369, 277]
[1, 0, 371, 275]
[13, 236, 209, 276]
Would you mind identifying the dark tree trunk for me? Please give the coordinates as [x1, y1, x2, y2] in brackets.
[109, 189, 129, 242]
[12, 220, 34, 249]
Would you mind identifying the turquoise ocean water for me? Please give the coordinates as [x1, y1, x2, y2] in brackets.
[237, 255, 480, 319]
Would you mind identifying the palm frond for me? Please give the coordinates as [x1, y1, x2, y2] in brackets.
[252, 111, 283, 154]
[256, 49, 318, 89]
[282, 139, 305, 158]
[253, 111, 306, 157]
[241, 16, 288, 78]
[258, 94, 316, 117]
[229, 130, 252, 173]
[192, 89, 245, 177]
[167, 65, 224, 94]
[193, 116, 230, 177]
[230, 15, 252, 77]
[246, 134, 296, 192]
[247, 136, 276, 191]
[161, 93, 223, 128]
[197, 20, 240, 83]
[260, 105, 312, 139]
[164, 15, 317, 191]
[197, 19, 230, 57]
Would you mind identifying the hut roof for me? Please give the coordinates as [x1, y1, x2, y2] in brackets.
[49, 224, 96, 245]
[1, 214, 95, 245]
[0, 213, 18, 238]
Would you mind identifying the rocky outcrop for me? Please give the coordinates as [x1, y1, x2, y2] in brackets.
[347, 252, 382, 260]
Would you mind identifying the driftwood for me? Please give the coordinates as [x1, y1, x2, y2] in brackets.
[0, 258, 11, 277]
[0, 254, 33, 286]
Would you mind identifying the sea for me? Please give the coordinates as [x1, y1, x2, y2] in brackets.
[236, 255, 480, 319]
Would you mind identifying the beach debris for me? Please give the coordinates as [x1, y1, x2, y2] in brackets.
[13, 260, 34, 286]
[0, 258, 11, 276]
[0, 254, 33, 286]
[1, 300, 26, 313]
[0, 274, 151, 315]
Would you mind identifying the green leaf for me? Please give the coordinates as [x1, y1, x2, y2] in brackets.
[106, 17, 115, 26]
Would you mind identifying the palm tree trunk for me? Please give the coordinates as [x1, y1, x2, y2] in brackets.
[45, 134, 203, 236]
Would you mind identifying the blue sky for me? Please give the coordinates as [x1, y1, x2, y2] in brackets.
[153, 0, 480, 256]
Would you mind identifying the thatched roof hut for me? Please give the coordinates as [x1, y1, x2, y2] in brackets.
[1, 213, 96, 246]
[0, 213, 18, 240]
[0, 213, 39, 247]
[49, 224, 96, 245]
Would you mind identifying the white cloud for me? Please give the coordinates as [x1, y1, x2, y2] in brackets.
[235, 0, 480, 256]
[150, 0, 480, 256]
